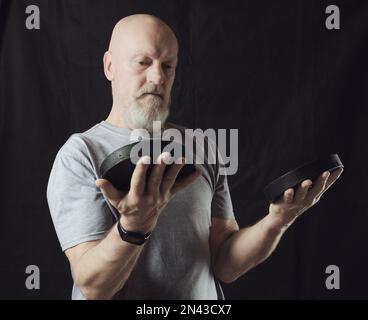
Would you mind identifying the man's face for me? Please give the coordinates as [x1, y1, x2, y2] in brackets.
[107, 21, 178, 131]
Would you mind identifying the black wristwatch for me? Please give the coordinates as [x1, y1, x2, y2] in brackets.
[117, 220, 151, 246]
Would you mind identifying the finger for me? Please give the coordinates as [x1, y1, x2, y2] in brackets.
[294, 179, 313, 202]
[314, 168, 343, 202]
[147, 152, 171, 195]
[130, 156, 151, 196]
[317, 171, 330, 196]
[306, 171, 330, 202]
[323, 167, 344, 193]
[283, 188, 295, 204]
[171, 169, 202, 195]
[160, 157, 185, 194]
[95, 178, 124, 207]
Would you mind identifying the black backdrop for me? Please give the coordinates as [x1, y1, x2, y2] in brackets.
[0, 0, 367, 299]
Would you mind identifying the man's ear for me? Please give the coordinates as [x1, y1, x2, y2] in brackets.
[103, 51, 114, 81]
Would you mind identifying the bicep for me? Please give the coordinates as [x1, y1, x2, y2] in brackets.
[209, 217, 239, 265]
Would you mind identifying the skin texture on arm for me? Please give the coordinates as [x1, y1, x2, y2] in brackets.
[210, 168, 343, 283]
[65, 226, 145, 299]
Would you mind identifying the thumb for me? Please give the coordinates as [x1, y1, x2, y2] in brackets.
[95, 178, 124, 206]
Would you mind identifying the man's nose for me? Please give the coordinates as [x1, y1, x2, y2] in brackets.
[147, 63, 165, 86]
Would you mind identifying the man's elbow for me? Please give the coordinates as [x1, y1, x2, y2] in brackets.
[217, 274, 238, 284]
[214, 266, 239, 284]
[214, 261, 257, 284]
[74, 272, 117, 300]
[79, 284, 116, 300]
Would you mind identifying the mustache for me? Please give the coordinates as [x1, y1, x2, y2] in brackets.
[136, 85, 165, 99]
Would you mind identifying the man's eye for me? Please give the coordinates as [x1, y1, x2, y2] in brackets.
[163, 64, 172, 69]
[138, 61, 149, 66]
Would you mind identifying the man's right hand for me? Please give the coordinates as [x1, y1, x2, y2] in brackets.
[95, 152, 201, 233]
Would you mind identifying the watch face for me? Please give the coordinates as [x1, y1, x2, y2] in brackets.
[117, 220, 150, 245]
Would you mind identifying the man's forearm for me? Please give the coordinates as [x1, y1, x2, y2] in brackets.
[72, 222, 146, 300]
[214, 213, 289, 283]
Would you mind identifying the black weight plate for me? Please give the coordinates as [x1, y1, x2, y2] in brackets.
[100, 138, 197, 192]
[264, 154, 344, 203]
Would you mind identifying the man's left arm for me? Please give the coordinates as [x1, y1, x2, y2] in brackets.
[210, 168, 343, 283]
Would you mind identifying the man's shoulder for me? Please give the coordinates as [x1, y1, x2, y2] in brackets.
[49, 134, 91, 173]
[56, 124, 100, 161]
[58, 121, 115, 157]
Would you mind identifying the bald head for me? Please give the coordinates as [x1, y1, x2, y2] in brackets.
[104, 14, 179, 131]
[108, 14, 178, 55]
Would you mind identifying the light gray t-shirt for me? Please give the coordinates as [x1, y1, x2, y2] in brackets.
[46, 120, 235, 300]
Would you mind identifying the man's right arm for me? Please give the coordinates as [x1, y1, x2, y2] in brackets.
[65, 153, 201, 300]
[65, 220, 147, 300]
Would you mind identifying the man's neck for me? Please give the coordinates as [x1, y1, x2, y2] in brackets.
[105, 114, 173, 133]
[105, 111, 130, 129]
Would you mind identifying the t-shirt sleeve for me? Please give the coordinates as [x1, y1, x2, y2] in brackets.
[46, 137, 113, 251]
[211, 173, 235, 219]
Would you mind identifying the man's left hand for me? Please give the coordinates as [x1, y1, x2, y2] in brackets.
[268, 167, 344, 228]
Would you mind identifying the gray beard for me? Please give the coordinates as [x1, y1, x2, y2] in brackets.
[123, 96, 170, 132]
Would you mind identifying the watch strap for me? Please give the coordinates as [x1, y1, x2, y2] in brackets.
[117, 219, 151, 245]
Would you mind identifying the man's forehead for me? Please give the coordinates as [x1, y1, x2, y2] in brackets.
[129, 43, 178, 60]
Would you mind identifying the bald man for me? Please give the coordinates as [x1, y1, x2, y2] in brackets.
[47, 14, 342, 300]
[103, 14, 178, 132]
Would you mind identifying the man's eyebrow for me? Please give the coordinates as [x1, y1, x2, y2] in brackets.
[132, 53, 178, 61]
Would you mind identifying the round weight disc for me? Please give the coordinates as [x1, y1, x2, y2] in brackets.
[100, 138, 197, 192]
[264, 154, 344, 203]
